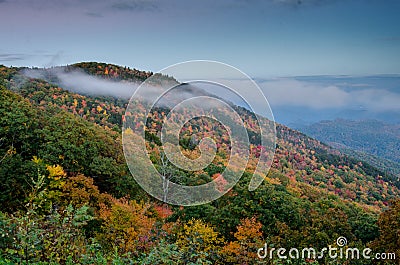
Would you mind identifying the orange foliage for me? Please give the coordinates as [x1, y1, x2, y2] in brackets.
[97, 197, 156, 255]
[62, 174, 111, 209]
[220, 217, 264, 264]
[153, 204, 173, 219]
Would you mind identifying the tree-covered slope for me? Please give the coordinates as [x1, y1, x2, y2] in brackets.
[297, 119, 400, 163]
[0, 63, 399, 264]
[3, 63, 398, 208]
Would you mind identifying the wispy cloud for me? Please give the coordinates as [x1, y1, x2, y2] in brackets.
[259, 78, 400, 112]
[111, 0, 158, 12]
[378, 36, 400, 42]
[261, 79, 348, 109]
[0, 0, 335, 16]
[272, 0, 340, 7]
[85, 11, 104, 18]
[354, 88, 400, 112]
[0, 51, 65, 67]
[22, 68, 139, 98]
[0, 53, 29, 62]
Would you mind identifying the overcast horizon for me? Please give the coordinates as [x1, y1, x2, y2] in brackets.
[2, 0, 399, 126]
[1, 0, 399, 77]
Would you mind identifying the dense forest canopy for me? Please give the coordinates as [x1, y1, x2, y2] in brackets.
[0, 62, 398, 264]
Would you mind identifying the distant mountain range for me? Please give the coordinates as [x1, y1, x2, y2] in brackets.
[295, 119, 400, 177]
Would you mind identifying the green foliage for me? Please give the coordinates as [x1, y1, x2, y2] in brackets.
[371, 199, 400, 262]
[0, 203, 94, 264]
[0, 89, 134, 208]
[0, 89, 39, 210]
[138, 240, 182, 265]
[0, 164, 92, 264]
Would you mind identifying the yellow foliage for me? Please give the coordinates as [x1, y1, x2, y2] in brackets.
[287, 183, 302, 197]
[123, 127, 134, 135]
[96, 105, 103, 112]
[6, 146, 16, 155]
[97, 197, 155, 254]
[265, 177, 282, 185]
[181, 148, 200, 160]
[32, 156, 43, 164]
[176, 218, 224, 257]
[47, 165, 66, 180]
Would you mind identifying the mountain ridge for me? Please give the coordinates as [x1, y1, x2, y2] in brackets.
[1, 62, 398, 207]
[1, 62, 399, 264]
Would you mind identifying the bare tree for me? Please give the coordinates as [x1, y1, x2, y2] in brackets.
[160, 151, 171, 203]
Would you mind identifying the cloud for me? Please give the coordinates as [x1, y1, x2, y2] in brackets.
[21, 67, 181, 104]
[0, 51, 67, 67]
[261, 79, 348, 109]
[354, 89, 400, 112]
[274, 0, 303, 5]
[0, 53, 29, 61]
[378, 36, 400, 42]
[111, 0, 158, 12]
[258, 78, 400, 112]
[22, 68, 139, 98]
[85, 11, 104, 17]
[272, 0, 339, 7]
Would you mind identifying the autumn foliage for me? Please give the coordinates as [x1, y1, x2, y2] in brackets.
[0, 63, 399, 264]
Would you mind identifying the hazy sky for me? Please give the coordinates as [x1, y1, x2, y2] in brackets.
[1, 0, 399, 77]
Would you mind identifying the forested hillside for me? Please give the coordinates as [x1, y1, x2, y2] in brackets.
[0, 63, 399, 264]
[296, 119, 400, 177]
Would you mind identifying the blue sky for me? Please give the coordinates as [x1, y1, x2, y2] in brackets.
[1, 0, 399, 77]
